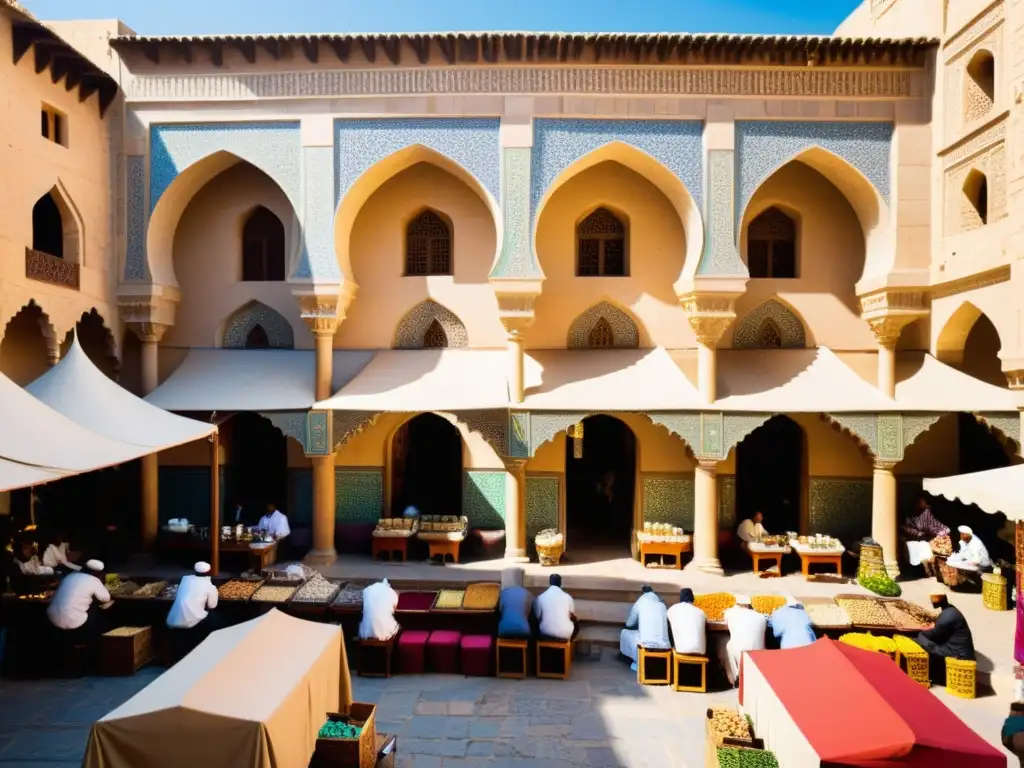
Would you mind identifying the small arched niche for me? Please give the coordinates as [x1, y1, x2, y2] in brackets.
[733, 299, 807, 349]
[965, 49, 995, 123]
[746, 206, 797, 279]
[962, 168, 988, 230]
[393, 300, 468, 349]
[405, 208, 453, 276]
[221, 301, 295, 349]
[31, 184, 81, 263]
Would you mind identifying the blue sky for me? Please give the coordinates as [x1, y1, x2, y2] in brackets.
[21, 0, 862, 37]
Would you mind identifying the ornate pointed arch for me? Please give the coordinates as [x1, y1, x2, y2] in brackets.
[0, 299, 60, 362]
[936, 301, 984, 365]
[30, 178, 84, 265]
[61, 308, 120, 373]
[393, 300, 468, 349]
[567, 302, 640, 349]
[733, 299, 807, 349]
[221, 300, 295, 349]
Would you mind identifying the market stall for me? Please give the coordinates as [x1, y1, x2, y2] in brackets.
[637, 523, 691, 569]
[790, 535, 844, 577]
[740, 638, 1005, 767]
[83, 609, 350, 768]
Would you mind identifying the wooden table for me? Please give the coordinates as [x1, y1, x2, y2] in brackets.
[797, 551, 843, 576]
[422, 538, 462, 563]
[160, 534, 277, 571]
[638, 539, 691, 569]
[372, 536, 410, 561]
[747, 547, 789, 575]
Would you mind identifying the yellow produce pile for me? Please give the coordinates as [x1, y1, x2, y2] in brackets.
[707, 707, 752, 746]
[463, 582, 500, 610]
[893, 635, 927, 657]
[751, 595, 787, 616]
[105, 626, 147, 637]
[838, 633, 898, 656]
[434, 589, 465, 609]
[835, 597, 894, 627]
[695, 593, 736, 622]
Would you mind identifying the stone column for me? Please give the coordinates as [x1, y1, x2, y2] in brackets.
[871, 459, 900, 577]
[313, 332, 333, 402]
[687, 459, 722, 574]
[860, 290, 928, 398]
[877, 336, 897, 400]
[507, 331, 525, 404]
[681, 295, 739, 404]
[308, 455, 337, 563]
[502, 458, 529, 562]
[132, 322, 168, 552]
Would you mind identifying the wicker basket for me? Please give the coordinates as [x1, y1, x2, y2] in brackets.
[945, 658, 977, 699]
[982, 572, 1008, 611]
[535, 529, 564, 567]
[894, 637, 930, 688]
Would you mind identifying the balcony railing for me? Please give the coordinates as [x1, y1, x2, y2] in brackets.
[25, 247, 79, 290]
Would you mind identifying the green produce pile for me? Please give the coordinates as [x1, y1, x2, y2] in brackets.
[717, 747, 780, 768]
[858, 572, 901, 597]
[317, 720, 362, 740]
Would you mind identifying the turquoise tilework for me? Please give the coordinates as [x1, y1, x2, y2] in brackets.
[291, 468, 313, 526]
[335, 469, 383, 523]
[462, 471, 507, 530]
[642, 475, 695, 530]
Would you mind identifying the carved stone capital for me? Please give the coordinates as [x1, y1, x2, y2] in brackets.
[1004, 369, 1024, 391]
[492, 278, 544, 335]
[129, 322, 168, 344]
[859, 289, 929, 348]
[502, 457, 528, 477]
[679, 291, 740, 347]
[873, 458, 899, 472]
[298, 294, 341, 336]
[118, 290, 178, 329]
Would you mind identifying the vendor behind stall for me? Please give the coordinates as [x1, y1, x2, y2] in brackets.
[947, 526, 991, 572]
[916, 593, 975, 673]
[256, 502, 291, 539]
[167, 561, 221, 639]
[619, 585, 669, 672]
[724, 595, 766, 686]
[46, 559, 112, 650]
[359, 579, 399, 641]
[737, 512, 768, 551]
[903, 497, 950, 568]
[769, 598, 816, 649]
[42, 533, 80, 574]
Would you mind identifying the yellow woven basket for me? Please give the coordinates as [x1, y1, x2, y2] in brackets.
[982, 573, 1008, 611]
[945, 657, 976, 699]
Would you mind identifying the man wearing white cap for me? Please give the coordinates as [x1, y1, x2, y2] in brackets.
[722, 595, 766, 686]
[946, 525, 991, 572]
[46, 559, 112, 648]
[167, 561, 221, 637]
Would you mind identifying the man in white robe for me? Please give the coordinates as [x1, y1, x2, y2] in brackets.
[666, 588, 706, 656]
[255, 503, 291, 540]
[946, 525, 991, 572]
[619, 585, 670, 671]
[167, 561, 220, 632]
[723, 595, 766, 686]
[736, 512, 768, 551]
[359, 579, 400, 640]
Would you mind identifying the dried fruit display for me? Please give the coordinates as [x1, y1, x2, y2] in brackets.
[835, 597, 894, 627]
[433, 589, 465, 609]
[218, 579, 263, 600]
[803, 601, 851, 629]
[293, 573, 340, 604]
[695, 593, 736, 622]
[109, 580, 140, 596]
[251, 584, 297, 603]
[331, 582, 364, 608]
[462, 582, 500, 610]
[884, 600, 936, 630]
[751, 595, 786, 616]
[158, 583, 179, 601]
[707, 707, 751, 745]
[132, 581, 167, 598]
[105, 626, 147, 637]
[930, 535, 952, 556]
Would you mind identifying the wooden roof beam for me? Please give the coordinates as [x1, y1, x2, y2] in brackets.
[437, 35, 456, 65]
[234, 39, 256, 64]
[259, 38, 281, 60]
[382, 36, 400, 65]
[300, 37, 319, 64]
[409, 35, 430, 65]
[203, 40, 224, 67]
[328, 38, 351, 62]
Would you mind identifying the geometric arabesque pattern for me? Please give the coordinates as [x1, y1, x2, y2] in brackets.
[567, 301, 640, 349]
[221, 300, 295, 349]
[732, 299, 806, 349]
[393, 299, 468, 349]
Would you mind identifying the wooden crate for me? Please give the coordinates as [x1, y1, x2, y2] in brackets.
[100, 626, 154, 676]
[310, 703, 377, 768]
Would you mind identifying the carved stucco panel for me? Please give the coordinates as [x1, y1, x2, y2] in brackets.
[567, 302, 640, 349]
[732, 300, 806, 349]
[647, 413, 701, 456]
[491, 146, 538, 278]
[393, 300, 468, 349]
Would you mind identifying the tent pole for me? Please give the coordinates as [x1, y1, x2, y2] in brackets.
[210, 429, 220, 576]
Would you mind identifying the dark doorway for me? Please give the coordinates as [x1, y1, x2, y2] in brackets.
[564, 415, 636, 551]
[228, 412, 288, 522]
[0, 303, 50, 386]
[958, 413, 1011, 475]
[391, 413, 462, 516]
[736, 415, 803, 534]
[32, 192, 64, 258]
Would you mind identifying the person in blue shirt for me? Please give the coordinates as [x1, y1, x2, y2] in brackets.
[769, 599, 817, 649]
[497, 567, 533, 638]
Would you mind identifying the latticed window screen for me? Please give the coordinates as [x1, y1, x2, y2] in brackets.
[576, 208, 626, 277]
[757, 321, 783, 349]
[406, 210, 452, 275]
[423, 319, 448, 348]
[747, 207, 796, 278]
[588, 317, 615, 348]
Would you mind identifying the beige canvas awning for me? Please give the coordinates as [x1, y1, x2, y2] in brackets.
[315, 349, 510, 411]
[147, 349, 374, 412]
[0, 457, 73, 491]
[924, 464, 1024, 519]
[716, 347, 895, 412]
[520, 348, 703, 411]
[84, 609, 350, 768]
[28, 337, 215, 449]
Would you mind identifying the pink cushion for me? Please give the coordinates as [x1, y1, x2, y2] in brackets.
[460, 634, 493, 651]
[427, 630, 461, 648]
[398, 630, 430, 647]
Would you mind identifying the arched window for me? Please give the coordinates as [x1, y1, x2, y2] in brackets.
[242, 206, 286, 281]
[244, 325, 271, 349]
[423, 320, 448, 348]
[965, 50, 995, 122]
[576, 208, 626, 277]
[962, 169, 988, 230]
[588, 317, 615, 348]
[758, 321, 783, 349]
[32, 193, 64, 258]
[405, 210, 451, 276]
[747, 207, 796, 278]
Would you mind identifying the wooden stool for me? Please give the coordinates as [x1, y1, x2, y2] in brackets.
[427, 540, 461, 564]
[638, 645, 672, 685]
[372, 537, 408, 562]
[358, 637, 395, 678]
[536, 639, 572, 680]
[672, 651, 708, 693]
[496, 637, 528, 679]
[945, 657, 976, 699]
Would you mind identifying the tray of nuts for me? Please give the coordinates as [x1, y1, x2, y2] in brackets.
[218, 579, 264, 601]
[330, 582, 365, 610]
[462, 582, 500, 611]
[835, 596, 895, 629]
[251, 584, 297, 604]
[157, 583, 179, 601]
[120, 580, 168, 599]
[882, 599, 936, 631]
[292, 573, 342, 605]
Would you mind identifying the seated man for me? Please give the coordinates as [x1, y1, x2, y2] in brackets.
[14, 540, 54, 577]
[723, 595, 767, 686]
[46, 559, 112, 652]
[359, 578, 399, 641]
[736, 512, 768, 551]
[916, 593, 975, 663]
[666, 588, 706, 657]
[769, 598, 816, 649]
[497, 567, 533, 639]
[167, 561, 222, 642]
[902, 497, 950, 570]
[946, 525, 991, 573]
[255, 502, 291, 540]
[619, 585, 670, 672]
[533, 574, 578, 642]
[1001, 701, 1024, 768]
[41, 533, 81, 574]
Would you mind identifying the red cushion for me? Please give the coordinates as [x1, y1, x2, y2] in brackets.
[398, 630, 430, 647]
[460, 634, 493, 651]
[397, 591, 436, 611]
[427, 630, 462, 648]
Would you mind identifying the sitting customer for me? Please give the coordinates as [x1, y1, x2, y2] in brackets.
[14, 540, 54, 577]
[666, 588, 706, 656]
[619, 585, 670, 672]
[359, 578, 400, 641]
[497, 567, 533, 639]
[534, 573, 578, 642]
[41, 533, 81, 574]
[46, 559, 112, 652]
[723, 595, 767, 686]
[769, 598, 816, 649]
[916, 593, 974, 662]
[166, 561, 222, 641]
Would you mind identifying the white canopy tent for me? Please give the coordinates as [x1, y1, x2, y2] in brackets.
[923, 464, 1024, 519]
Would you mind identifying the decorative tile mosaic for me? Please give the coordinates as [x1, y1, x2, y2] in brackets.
[393, 299, 468, 349]
[902, 413, 942, 454]
[491, 147, 539, 278]
[124, 155, 147, 281]
[262, 411, 308, 449]
[305, 411, 332, 456]
[723, 414, 773, 454]
[735, 121, 893, 227]
[448, 410, 507, 456]
[531, 119, 704, 232]
[567, 302, 639, 349]
[977, 412, 1021, 449]
[529, 412, 586, 456]
[509, 412, 530, 459]
[526, 476, 560, 551]
[808, 477, 872, 547]
[876, 413, 903, 461]
[700, 412, 724, 458]
[732, 299, 806, 349]
[643, 475, 695, 530]
[699, 149, 745, 276]
[647, 413, 701, 457]
[332, 411, 380, 450]
[718, 475, 737, 528]
[335, 118, 500, 205]
[335, 469, 384, 523]
[221, 301, 295, 349]
[290, 468, 313, 526]
[462, 470, 507, 530]
[157, 466, 226, 526]
[150, 122, 301, 213]
[297, 145, 341, 280]
[824, 413, 878, 455]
